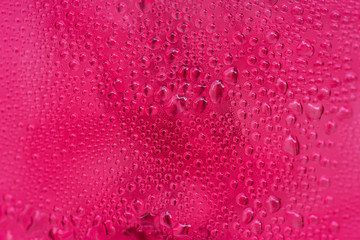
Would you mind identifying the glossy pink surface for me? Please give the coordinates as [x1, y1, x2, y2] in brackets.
[0, 0, 360, 239]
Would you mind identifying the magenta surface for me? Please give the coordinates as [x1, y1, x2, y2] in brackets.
[0, 0, 360, 239]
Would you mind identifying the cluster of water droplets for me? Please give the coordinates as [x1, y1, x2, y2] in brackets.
[0, 0, 360, 239]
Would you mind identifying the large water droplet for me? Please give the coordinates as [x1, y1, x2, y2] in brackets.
[296, 40, 315, 56]
[223, 67, 238, 84]
[209, 80, 225, 104]
[266, 195, 281, 213]
[283, 135, 300, 156]
[305, 103, 324, 120]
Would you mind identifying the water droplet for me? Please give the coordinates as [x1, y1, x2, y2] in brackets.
[296, 40, 315, 56]
[242, 208, 255, 224]
[276, 78, 288, 94]
[286, 211, 304, 228]
[209, 80, 225, 104]
[283, 135, 300, 156]
[266, 195, 281, 213]
[193, 98, 208, 113]
[305, 103, 324, 120]
[160, 212, 173, 228]
[223, 67, 238, 84]
[236, 193, 249, 206]
[288, 100, 303, 114]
